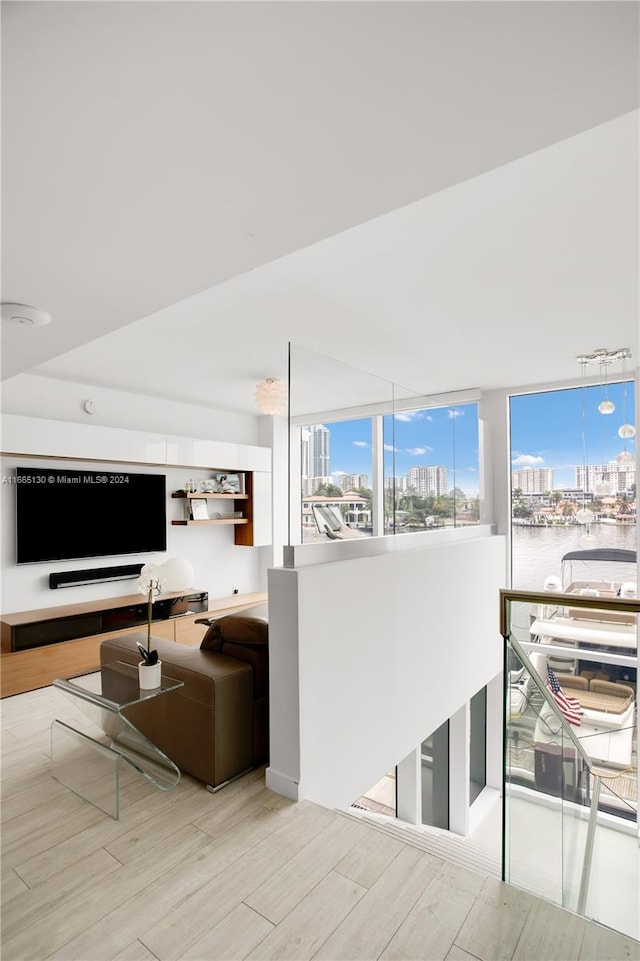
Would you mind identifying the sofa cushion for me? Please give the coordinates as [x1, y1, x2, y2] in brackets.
[565, 677, 633, 715]
[200, 615, 269, 700]
[200, 614, 268, 651]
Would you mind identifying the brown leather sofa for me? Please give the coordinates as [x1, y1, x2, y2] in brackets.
[99, 611, 269, 790]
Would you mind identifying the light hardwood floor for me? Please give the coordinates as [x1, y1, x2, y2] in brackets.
[2, 682, 639, 961]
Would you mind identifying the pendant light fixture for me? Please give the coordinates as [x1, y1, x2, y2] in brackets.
[576, 347, 634, 527]
[597, 352, 615, 415]
[254, 377, 288, 415]
[576, 355, 596, 547]
[616, 350, 636, 465]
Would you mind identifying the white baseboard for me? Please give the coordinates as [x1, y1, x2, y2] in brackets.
[266, 766, 300, 801]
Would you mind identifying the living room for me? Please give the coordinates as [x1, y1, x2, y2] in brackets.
[2, 2, 638, 958]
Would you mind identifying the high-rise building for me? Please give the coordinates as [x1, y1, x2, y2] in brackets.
[301, 424, 330, 480]
[339, 473, 369, 491]
[575, 460, 636, 494]
[512, 468, 554, 494]
[385, 476, 407, 492]
[406, 465, 447, 497]
[302, 476, 332, 496]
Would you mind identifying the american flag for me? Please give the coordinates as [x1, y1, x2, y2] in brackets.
[547, 666, 582, 727]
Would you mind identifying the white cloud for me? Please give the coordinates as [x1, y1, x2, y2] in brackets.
[353, 441, 368, 448]
[407, 446, 432, 456]
[512, 454, 545, 467]
[395, 411, 421, 422]
[448, 409, 464, 419]
[384, 444, 399, 452]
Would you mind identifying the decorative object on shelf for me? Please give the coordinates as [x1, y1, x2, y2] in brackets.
[189, 498, 209, 520]
[213, 472, 243, 493]
[254, 377, 287, 415]
[135, 557, 195, 689]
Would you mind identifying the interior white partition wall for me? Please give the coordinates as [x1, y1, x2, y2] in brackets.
[267, 530, 506, 810]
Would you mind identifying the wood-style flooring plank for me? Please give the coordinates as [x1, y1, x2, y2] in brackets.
[178, 903, 275, 961]
[112, 940, 161, 961]
[1, 773, 79, 823]
[2, 848, 122, 942]
[1, 868, 29, 903]
[245, 870, 367, 961]
[244, 813, 368, 923]
[314, 845, 443, 961]
[512, 898, 588, 961]
[445, 946, 483, 961]
[333, 825, 408, 889]
[453, 876, 534, 961]
[190, 782, 295, 840]
[578, 923, 640, 961]
[1, 793, 106, 868]
[380, 860, 486, 961]
[103, 787, 245, 865]
[12, 776, 204, 887]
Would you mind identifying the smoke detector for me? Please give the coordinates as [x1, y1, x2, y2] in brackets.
[2, 303, 52, 327]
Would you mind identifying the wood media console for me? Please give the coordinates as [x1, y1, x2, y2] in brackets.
[0, 590, 267, 697]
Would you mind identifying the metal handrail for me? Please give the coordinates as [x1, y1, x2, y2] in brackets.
[499, 588, 640, 635]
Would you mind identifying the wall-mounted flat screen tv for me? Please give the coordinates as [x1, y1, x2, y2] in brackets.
[16, 467, 167, 564]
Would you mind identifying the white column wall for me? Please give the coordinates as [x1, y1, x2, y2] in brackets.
[396, 748, 420, 825]
[268, 531, 506, 810]
[448, 703, 471, 836]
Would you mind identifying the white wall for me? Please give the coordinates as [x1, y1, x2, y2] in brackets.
[1, 456, 262, 613]
[1, 410, 272, 614]
[1, 374, 260, 446]
[267, 529, 506, 809]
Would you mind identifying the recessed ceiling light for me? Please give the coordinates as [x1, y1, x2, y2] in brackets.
[1, 302, 52, 327]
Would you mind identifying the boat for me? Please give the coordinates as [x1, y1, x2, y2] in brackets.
[508, 549, 637, 814]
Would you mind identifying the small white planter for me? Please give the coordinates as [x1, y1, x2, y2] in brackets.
[138, 660, 162, 690]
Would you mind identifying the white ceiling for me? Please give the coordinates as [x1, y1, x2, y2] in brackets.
[2, 1, 638, 416]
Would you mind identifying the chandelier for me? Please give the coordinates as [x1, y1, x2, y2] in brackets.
[576, 347, 635, 545]
[254, 378, 288, 415]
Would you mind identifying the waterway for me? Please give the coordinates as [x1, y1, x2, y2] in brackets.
[511, 522, 637, 590]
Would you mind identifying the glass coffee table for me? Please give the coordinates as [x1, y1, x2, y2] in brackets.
[52, 661, 184, 819]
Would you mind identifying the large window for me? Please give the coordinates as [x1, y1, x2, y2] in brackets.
[300, 418, 373, 544]
[299, 402, 480, 543]
[509, 380, 636, 590]
[384, 402, 479, 534]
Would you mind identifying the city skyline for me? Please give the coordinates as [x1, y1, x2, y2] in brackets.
[510, 380, 636, 490]
[304, 381, 636, 496]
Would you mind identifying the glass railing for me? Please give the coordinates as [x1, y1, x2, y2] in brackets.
[501, 588, 638, 937]
[286, 341, 482, 545]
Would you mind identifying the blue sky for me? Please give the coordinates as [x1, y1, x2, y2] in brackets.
[323, 402, 480, 495]
[510, 381, 635, 489]
[315, 381, 636, 496]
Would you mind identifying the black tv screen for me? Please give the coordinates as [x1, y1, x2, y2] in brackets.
[16, 467, 167, 564]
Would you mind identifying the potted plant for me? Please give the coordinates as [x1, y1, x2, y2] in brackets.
[136, 563, 165, 688]
[135, 558, 196, 689]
